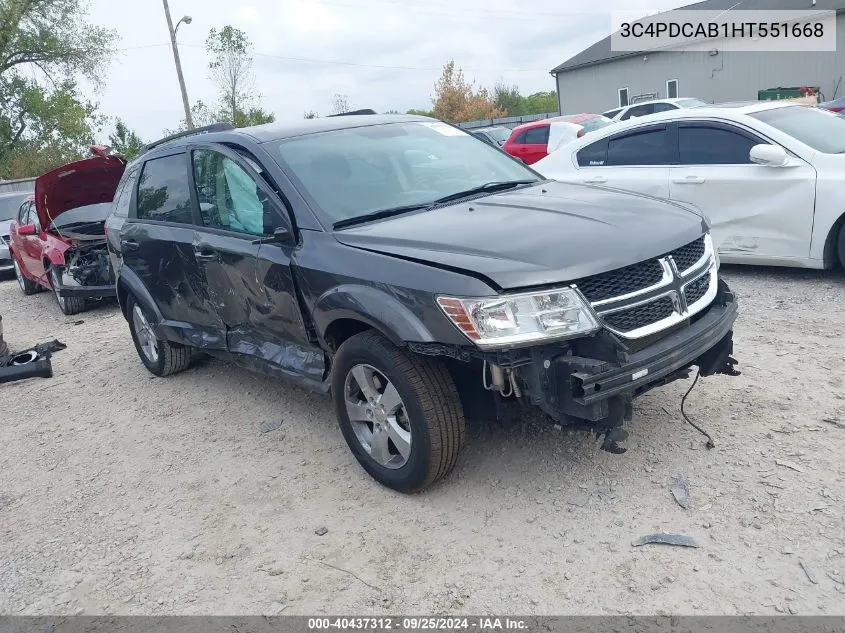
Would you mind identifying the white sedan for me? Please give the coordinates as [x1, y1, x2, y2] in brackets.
[534, 101, 845, 270]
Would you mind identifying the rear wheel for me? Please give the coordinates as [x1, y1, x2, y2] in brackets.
[331, 330, 466, 492]
[50, 267, 86, 315]
[837, 223, 845, 269]
[13, 258, 39, 295]
[126, 294, 192, 377]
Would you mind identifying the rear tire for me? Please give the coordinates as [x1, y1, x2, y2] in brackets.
[126, 294, 192, 377]
[331, 330, 466, 492]
[50, 267, 86, 315]
[13, 258, 40, 295]
[837, 223, 845, 269]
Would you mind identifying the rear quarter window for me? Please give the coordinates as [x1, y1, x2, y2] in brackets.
[135, 154, 193, 224]
[112, 166, 140, 218]
[577, 139, 608, 166]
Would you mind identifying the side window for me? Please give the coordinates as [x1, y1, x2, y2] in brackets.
[577, 139, 608, 166]
[523, 126, 550, 145]
[191, 149, 274, 237]
[29, 203, 41, 231]
[514, 131, 529, 144]
[604, 108, 622, 119]
[112, 167, 139, 218]
[678, 125, 760, 165]
[621, 104, 655, 120]
[17, 201, 30, 224]
[652, 102, 677, 113]
[136, 154, 193, 224]
[607, 127, 672, 166]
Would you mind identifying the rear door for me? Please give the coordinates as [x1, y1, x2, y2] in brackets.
[571, 124, 674, 198]
[188, 144, 315, 375]
[120, 151, 226, 347]
[669, 121, 816, 260]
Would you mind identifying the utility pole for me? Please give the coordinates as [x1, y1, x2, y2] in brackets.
[162, 0, 194, 129]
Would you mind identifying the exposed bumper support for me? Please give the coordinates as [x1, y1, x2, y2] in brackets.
[55, 282, 116, 299]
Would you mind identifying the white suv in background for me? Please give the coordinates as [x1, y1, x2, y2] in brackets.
[603, 98, 707, 122]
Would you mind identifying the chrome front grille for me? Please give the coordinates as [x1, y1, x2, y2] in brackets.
[573, 234, 718, 339]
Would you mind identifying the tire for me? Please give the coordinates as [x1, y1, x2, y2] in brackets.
[50, 267, 86, 315]
[13, 257, 40, 295]
[331, 330, 466, 492]
[125, 293, 192, 377]
[837, 222, 845, 269]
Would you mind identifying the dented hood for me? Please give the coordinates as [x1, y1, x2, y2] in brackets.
[333, 181, 708, 290]
[34, 146, 125, 230]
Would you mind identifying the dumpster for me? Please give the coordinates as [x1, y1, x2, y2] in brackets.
[758, 86, 820, 102]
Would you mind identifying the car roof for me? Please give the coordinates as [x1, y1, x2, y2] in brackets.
[473, 126, 508, 132]
[556, 113, 602, 123]
[616, 97, 703, 109]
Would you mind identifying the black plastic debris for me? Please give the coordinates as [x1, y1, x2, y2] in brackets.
[631, 532, 699, 548]
[0, 339, 67, 385]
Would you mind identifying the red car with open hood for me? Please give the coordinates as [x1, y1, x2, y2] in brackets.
[9, 145, 126, 314]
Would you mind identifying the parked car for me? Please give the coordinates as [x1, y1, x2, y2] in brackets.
[106, 117, 739, 492]
[10, 146, 125, 314]
[0, 191, 33, 276]
[503, 115, 612, 164]
[469, 126, 511, 148]
[602, 98, 707, 122]
[535, 101, 845, 270]
[816, 96, 845, 113]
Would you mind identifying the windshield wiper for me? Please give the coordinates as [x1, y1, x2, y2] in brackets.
[432, 179, 539, 205]
[333, 203, 433, 230]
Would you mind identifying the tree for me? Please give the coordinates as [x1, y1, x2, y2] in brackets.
[331, 93, 351, 115]
[108, 118, 144, 160]
[303, 110, 318, 119]
[493, 80, 525, 116]
[204, 26, 275, 127]
[0, 0, 117, 177]
[523, 91, 558, 115]
[406, 108, 434, 117]
[431, 60, 504, 124]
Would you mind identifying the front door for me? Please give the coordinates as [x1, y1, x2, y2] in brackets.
[188, 145, 318, 378]
[17, 201, 47, 282]
[121, 150, 226, 348]
[669, 121, 816, 260]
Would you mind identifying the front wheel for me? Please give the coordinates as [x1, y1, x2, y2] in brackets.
[50, 267, 86, 315]
[13, 258, 40, 295]
[331, 330, 466, 492]
[837, 222, 845, 269]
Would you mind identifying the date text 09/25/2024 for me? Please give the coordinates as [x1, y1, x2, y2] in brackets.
[307, 618, 527, 630]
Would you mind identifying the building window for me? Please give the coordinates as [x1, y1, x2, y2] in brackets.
[618, 87, 629, 107]
[667, 79, 678, 99]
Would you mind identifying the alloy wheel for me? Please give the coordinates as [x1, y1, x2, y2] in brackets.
[132, 304, 159, 363]
[343, 363, 412, 469]
[13, 259, 25, 292]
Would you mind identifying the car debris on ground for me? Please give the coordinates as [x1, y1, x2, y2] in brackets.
[0, 339, 66, 384]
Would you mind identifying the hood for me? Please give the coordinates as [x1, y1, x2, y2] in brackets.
[333, 181, 708, 290]
[34, 146, 125, 230]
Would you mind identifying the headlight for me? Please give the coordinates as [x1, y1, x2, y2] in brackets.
[437, 288, 600, 348]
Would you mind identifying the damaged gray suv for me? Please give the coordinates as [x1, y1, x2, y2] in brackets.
[105, 115, 740, 492]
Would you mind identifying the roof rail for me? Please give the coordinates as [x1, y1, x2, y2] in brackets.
[140, 123, 236, 153]
[326, 109, 377, 117]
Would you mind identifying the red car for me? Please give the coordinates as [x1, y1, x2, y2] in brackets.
[10, 146, 126, 315]
[502, 114, 613, 164]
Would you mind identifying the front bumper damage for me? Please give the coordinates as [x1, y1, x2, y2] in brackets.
[54, 241, 116, 299]
[420, 279, 740, 451]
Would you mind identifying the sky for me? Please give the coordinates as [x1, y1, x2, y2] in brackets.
[86, 0, 687, 142]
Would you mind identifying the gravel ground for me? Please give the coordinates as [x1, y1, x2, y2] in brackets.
[0, 266, 843, 616]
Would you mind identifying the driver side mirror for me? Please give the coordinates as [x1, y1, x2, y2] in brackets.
[17, 223, 36, 236]
[750, 144, 788, 167]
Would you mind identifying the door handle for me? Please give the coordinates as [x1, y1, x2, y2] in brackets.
[193, 247, 218, 262]
[583, 176, 607, 184]
[672, 176, 705, 184]
[120, 239, 139, 251]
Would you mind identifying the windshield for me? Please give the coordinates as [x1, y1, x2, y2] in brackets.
[272, 121, 538, 224]
[49, 202, 111, 234]
[0, 193, 29, 221]
[749, 106, 845, 153]
[677, 98, 707, 108]
[579, 117, 612, 133]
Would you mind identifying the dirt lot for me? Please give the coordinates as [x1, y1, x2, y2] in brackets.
[1, 267, 843, 616]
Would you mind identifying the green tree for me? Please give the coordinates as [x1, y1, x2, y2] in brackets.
[108, 118, 144, 159]
[493, 80, 525, 116]
[204, 25, 275, 127]
[523, 91, 558, 114]
[0, 0, 117, 177]
[406, 108, 434, 117]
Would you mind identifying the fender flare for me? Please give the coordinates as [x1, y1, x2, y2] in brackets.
[115, 266, 165, 324]
[313, 284, 437, 348]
